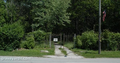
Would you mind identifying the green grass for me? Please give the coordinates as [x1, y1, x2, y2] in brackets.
[0, 44, 55, 57]
[0, 48, 54, 57]
[64, 42, 120, 58]
[72, 48, 120, 58]
[64, 42, 74, 49]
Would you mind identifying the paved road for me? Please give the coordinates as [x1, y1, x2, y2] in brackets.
[0, 56, 120, 63]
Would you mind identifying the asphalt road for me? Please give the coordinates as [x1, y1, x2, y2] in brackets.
[0, 56, 120, 63]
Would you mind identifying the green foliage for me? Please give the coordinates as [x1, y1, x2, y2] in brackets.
[80, 31, 98, 50]
[67, 0, 120, 34]
[64, 42, 74, 50]
[21, 34, 35, 49]
[68, 0, 99, 33]
[76, 35, 82, 48]
[2, 0, 120, 52]
[20, 31, 51, 49]
[0, 48, 54, 57]
[33, 30, 46, 44]
[102, 30, 120, 51]
[75, 30, 120, 51]
[114, 33, 120, 50]
[72, 49, 120, 58]
[0, 22, 24, 51]
[0, 0, 6, 26]
[36, 43, 50, 49]
[101, 0, 120, 32]
[31, 0, 70, 32]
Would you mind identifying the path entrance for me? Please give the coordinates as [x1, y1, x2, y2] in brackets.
[44, 44, 84, 58]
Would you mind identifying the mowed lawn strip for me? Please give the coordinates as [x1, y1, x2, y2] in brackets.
[0, 48, 54, 57]
[72, 49, 120, 58]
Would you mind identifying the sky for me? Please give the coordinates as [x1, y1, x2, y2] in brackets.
[4, 0, 7, 3]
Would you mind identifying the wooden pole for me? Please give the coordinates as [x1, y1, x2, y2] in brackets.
[60, 33, 62, 43]
[49, 33, 51, 48]
[74, 34, 76, 48]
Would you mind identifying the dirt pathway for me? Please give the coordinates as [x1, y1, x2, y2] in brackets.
[44, 45, 84, 58]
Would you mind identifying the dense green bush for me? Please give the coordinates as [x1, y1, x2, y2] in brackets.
[75, 30, 120, 51]
[0, 22, 24, 51]
[114, 33, 120, 50]
[79, 30, 98, 50]
[33, 30, 46, 44]
[102, 30, 120, 51]
[20, 31, 51, 49]
[64, 42, 74, 49]
[20, 34, 35, 49]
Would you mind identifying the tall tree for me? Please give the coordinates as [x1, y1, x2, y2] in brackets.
[68, 0, 99, 34]
[0, 0, 6, 27]
[102, 0, 120, 32]
[31, 0, 70, 32]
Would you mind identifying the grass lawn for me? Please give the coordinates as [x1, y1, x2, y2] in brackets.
[72, 48, 120, 58]
[0, 48, 54, 57]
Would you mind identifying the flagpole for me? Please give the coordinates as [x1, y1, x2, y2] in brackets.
[98, 0, 101, 54]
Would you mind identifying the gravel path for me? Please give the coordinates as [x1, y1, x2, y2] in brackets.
[44, 45, 84, 58]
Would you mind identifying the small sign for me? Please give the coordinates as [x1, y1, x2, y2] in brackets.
[53, 38, 58, 42]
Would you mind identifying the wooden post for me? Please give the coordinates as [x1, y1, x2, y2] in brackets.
[49, 33, 51, 48]
[63, 34, 65, 46]
[60, 33, 62, 44]
[74, 34, 76, 48]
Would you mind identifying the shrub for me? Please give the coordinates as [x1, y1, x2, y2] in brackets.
[0, 22, 24, 51]
[21, 31, 51, 49]
[80, 30, 98, 50]
[64, 42, 74, 49]
[21, 34, 35, 49]
[33, 30, 46, 44]
[76, 35, 82, 48]
[75, 30, 120, 51]
[114, 33, 120, 50]
[102, 30, 120, 51]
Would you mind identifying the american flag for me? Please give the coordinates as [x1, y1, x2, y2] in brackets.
[103, 10, 106, 21]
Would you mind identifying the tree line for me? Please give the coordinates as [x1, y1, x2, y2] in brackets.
[67, 0, 120, 34]
[0, 0, 70, 51]
[0, 0, 120, 51]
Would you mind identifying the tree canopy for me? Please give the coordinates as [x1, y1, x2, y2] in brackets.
[68, 0, 120, 34]
[1, 0, 120, 51]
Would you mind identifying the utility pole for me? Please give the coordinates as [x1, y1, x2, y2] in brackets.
[98, 0, 101, 54]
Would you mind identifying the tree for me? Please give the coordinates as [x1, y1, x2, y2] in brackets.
[0, 21, 24, 51]
[0, 0, 6, 27]
[101, 0, 120, 32]
[0, 0, 25, 51]
[52, 0, 71, 33]
[68, 0, 120, 33]
[31, 0, 70, 32]
[68, 0, 99, 34]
